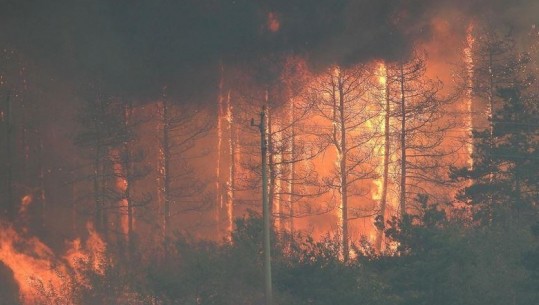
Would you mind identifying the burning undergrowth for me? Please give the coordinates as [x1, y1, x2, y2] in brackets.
[0, 219, 107, 305]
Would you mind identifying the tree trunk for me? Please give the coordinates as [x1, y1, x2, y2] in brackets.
[162, 98, 172, 256]
[215, 64, 225, 236]
[123, 102, 134, 254]
[375, 68, 391, 253]
[399, 63, 407, 218]
[338, 73, 349, 262]
[226, 90, 235, 239]
[93, 128, 104, 233]
[267, 106, 276, 228]
[288, 98, 296, 235]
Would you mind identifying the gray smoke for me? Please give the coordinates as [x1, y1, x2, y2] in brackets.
[0, 0, 537, 103]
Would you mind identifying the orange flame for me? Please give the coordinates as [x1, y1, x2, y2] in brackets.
[19, 195, 33, 215]
[267, 12, 280, 33]
[0, 221, 107, 304]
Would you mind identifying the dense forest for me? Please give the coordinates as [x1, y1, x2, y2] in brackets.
[1, 0, 539, 304]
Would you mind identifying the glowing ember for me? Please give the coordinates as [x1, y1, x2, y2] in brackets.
[267, 12, 280, 33]
[19, 195, 33, 215]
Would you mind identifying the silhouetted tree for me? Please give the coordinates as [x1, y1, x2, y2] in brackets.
[309, 64, 378, 261]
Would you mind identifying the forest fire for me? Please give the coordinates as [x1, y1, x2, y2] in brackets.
[0, 213, 106, 304]
[1, 0, 539, 304]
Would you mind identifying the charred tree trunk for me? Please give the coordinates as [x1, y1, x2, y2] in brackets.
[338, 75, 350, 262]
[399, 63, 407, 219]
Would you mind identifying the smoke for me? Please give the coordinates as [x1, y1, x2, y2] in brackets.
[0, 0, 537, 103]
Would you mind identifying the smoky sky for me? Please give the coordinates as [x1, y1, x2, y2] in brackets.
[0, 0, 537, 103]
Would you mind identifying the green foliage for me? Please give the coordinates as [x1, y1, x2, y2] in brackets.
[379, 204, 539, 305]
[73, 210, 539, 305]
[452, 87, 539, 223]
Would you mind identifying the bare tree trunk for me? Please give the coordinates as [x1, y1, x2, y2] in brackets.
[399, 63, 407, 219]
[226, 90, 235, 239]
[271, 119, 283, 233]
[375, 68, 391, 252]
[288, 98, 296, 235]
[161, 98, 172, 256]
[465, 24, 475, 170]
[93, 122, 104, 233]
[487, 50, 495, 211]
[267, 105, 276, 227]
[337, 73, 349, 262]
[215, 64, 225, 236]
[123, 102, 134, 253]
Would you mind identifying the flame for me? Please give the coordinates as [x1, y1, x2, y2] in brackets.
[464, 23, 475, 169]
[267, 12, 280, 33]
[64, 223, 107, 286]
[226, 89, 235, 239]
[273, 121, 283, 232]
[111, 148, 130, 235]
[0, 224, 68, 304]
[371, 63, 388, 203]
[0, 220, 107, 304]
[19, 195, 33, 214]
[378, 64, 387, 86]
[111, 149, 128, 192]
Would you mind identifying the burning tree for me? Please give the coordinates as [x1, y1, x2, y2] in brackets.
[74, 92, 152, 250]
[110, 100, 152, 257]
[368, 51, 455, 252]
[388, 52, 452, 217]
[74, 91, 119, 236]
[157, 92, 212, 254]
[230, 57, 327, 239]
[308, 64, 378, 261]
[451, 24, 537, 222]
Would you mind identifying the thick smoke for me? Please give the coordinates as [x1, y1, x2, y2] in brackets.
[0, 0, 537, 103]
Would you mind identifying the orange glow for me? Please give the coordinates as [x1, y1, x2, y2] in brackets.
[226, 89, 234, 239]
[273, 120, 283, 232]
[0, 221, 107, 304]
[19, 195, 33, 214]
[64, 222, 107, 285]
[216, 64, 225, 219]
[267, 12, 280, 33]
[371, 62, 388, 203]
[464, 23, 475, 169]
[111, 148, 128, 192]
[110, 148, 130, 235]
